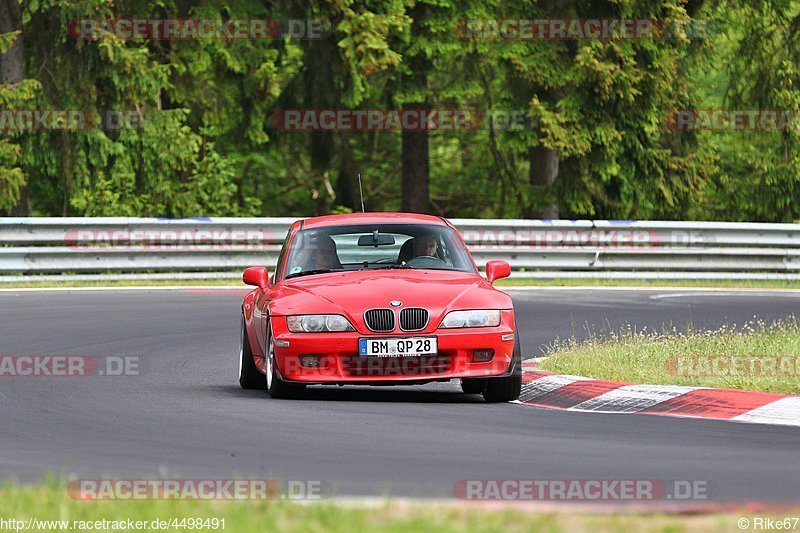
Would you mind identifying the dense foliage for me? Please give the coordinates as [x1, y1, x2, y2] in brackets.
[0, 0, 798, 221]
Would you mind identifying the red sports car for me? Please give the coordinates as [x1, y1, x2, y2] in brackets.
[238, 212, 521, 402]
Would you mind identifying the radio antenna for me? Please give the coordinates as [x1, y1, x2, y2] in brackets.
[357, 172, 365, 213]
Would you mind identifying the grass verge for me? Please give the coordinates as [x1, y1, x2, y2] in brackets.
[0, 482, 787, 533]
[538, 319, 800, 394]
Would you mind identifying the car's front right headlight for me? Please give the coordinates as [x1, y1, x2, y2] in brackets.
[440, 309, 501, 328]
[286, 314, 355, 333]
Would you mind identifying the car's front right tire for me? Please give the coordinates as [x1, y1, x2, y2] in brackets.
[265, 319, 306, 399]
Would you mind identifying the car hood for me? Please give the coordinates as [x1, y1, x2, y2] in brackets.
[269, 269, 512, 328]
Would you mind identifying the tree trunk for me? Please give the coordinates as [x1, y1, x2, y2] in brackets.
[302, 30, 336, 211]
[400, 1, 430, 214]
[0, 0, 28, 215]
[0, 0, 23, 84]
[527, 145, 559, 219]
[401, 102, 430, 213]
[335, 131, 362, 211]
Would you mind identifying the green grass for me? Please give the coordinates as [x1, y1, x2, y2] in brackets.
[539, 318, 800, 394]
[0, 482, 786, 533]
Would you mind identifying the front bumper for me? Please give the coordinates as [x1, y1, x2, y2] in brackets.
[271, 310, 516, 384]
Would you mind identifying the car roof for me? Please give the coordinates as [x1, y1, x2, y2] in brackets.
[300, 212, 449, 229]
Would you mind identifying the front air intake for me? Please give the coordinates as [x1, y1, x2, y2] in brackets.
[399, 307, 429, 331]
[364, 308, 395, 332]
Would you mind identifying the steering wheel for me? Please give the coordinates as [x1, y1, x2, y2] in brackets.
[405, 255, 446, 268]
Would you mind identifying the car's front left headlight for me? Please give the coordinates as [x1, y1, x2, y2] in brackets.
[440, 309, 501, 328]
[286, 314, 355, 333]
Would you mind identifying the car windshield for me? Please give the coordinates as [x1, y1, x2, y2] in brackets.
[283, 223, 476, 279]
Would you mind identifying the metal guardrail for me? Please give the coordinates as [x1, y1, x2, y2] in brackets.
[1, 217, 800, 281]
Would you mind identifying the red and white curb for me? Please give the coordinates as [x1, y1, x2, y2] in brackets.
[516, 360, 800, 427]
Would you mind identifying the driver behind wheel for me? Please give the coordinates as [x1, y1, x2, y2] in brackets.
[413, 235, 438, 258]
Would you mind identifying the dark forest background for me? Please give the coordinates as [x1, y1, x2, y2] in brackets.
[1, 0, 799, 221]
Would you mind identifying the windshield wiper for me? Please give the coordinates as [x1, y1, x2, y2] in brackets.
[285, 268, 334, 279]
[370, 264, 412, 270]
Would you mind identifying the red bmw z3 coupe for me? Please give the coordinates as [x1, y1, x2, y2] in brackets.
[238, 212, 521, 402]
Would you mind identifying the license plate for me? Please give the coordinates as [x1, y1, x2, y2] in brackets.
[359, 337, 437, 357]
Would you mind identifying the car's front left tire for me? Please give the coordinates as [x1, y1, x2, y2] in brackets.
[239, 314, 265, 390]
[482, 331, 522, 403]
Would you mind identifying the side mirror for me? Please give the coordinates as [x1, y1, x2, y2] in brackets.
[485, 260, 511, 284]
[243, 266, 270, 290]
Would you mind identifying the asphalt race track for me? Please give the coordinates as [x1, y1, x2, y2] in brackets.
[0, 288, 799, 502]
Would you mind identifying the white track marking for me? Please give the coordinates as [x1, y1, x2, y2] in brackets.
[522, 356, 549, 366]
[519, 374, 592, 402]
[649, 292, 800, 300]
[730, 397, 800, 427]
[568, 384, 702, 413]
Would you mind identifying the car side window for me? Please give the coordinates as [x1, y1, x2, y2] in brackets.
[274, 234, 290, 281]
